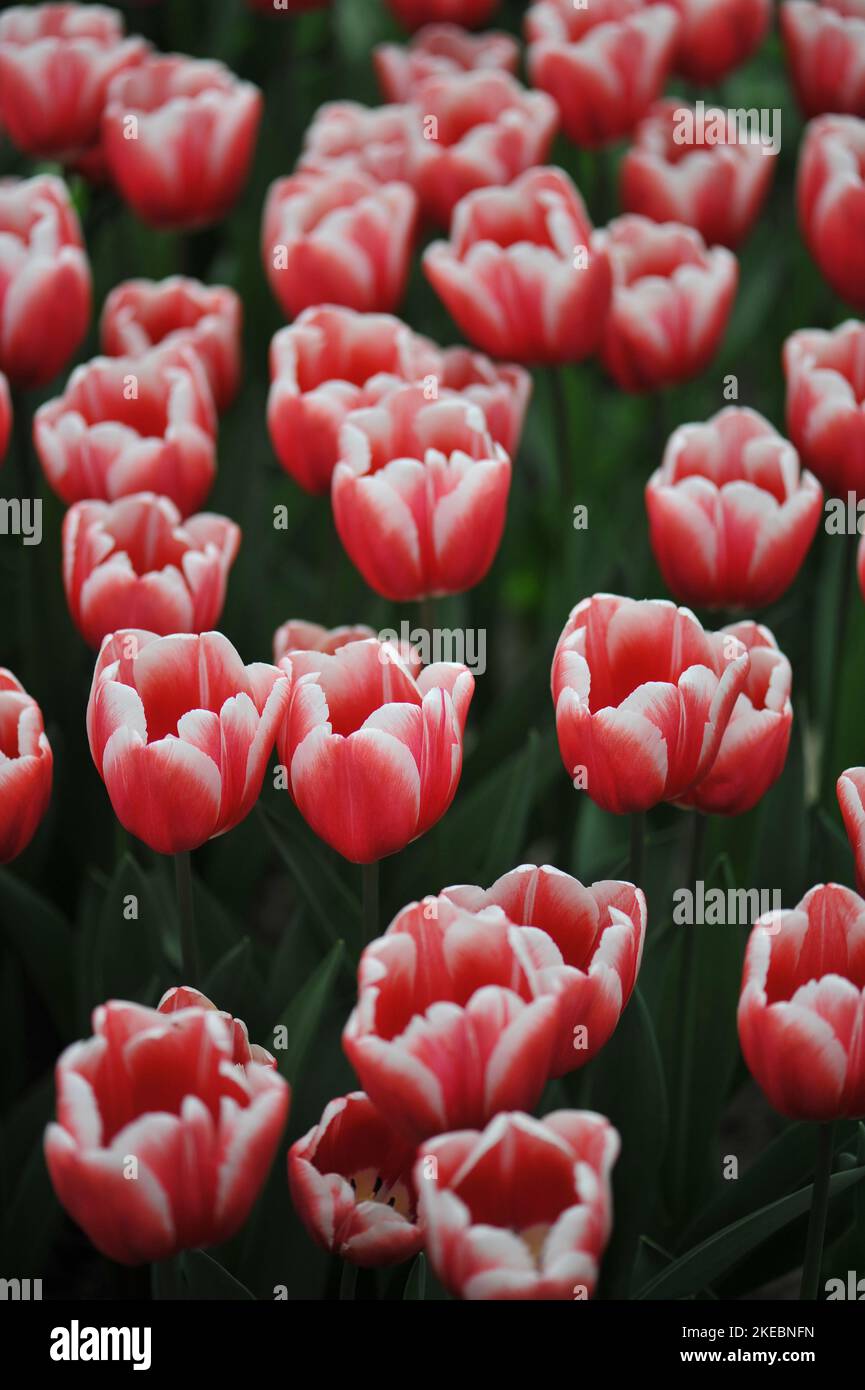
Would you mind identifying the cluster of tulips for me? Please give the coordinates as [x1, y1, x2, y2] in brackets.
[1, 0, 865, 1301]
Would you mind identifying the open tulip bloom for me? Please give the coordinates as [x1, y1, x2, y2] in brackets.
[782, 0, 865, 118]
[797, 115, 865, 313]
[784, 320, 865, 497]
[374, 23, 519, 103]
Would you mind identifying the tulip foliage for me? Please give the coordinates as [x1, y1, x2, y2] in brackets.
[1, 0, 865, 1315]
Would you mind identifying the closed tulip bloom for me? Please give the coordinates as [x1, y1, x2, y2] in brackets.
[680, 623, 793, 816]
[0, 4, 147, 163]
[343, 896, 559, 1140]
[288, 1092, 424, 1268]
[526, 0, 679, 149]
[298, 102, 417, 185]
[35, 347, 217, 517]
[410, 71, 558, 227]
[661, 0, 771, 84]
[103, 55, 262, 229]
[782, 1, 865, 118]
[443, 865, 646, 1077]
[267, 307, 439, 493]
[262, 171, 417, 319]
[738, 883, 865, 1120]
[87, 629, 291, 854]
[0, 669, 53, 864]
[374, 24, 519, 103]
[620, 99, 776, 250]
[387, 0, 501, 30]
[0, 175, 92, 389]
[797, 115, 865, 310]
[62, 494, 240, 648]
[437, 348, 532, 457]
[332, 385, 512, 601]
[552, 594, 751, 814]
[44, 998, 289, 1264]
[416, 1110, 619, 1300]
[157, 986, 277, 1067]
[838, 767, 865, 895]
[0, 373, 10, 465]
[101, 277, 242, 413]
[598, 215, 737, 391]
[784, 321, 865, 497]
[645, 407, 823, 610]
[424, 167, 612, 366]
[273, 620, 376, 663]
[277, 637, 474, 863]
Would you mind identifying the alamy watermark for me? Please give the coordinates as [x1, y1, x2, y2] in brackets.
[378, 622, 487, 676]
[673, 100, 781, 157]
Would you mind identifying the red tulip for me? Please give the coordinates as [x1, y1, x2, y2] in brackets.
[680, 622, 793, 816]
[87, 629, 291, 854]
[332, 385, 512, 601]
[342, 896, 559, 1140]
[277, 637, 473, 863]
[0, 3, 147, 163]
[288, 1092, 424, 1268]
[157, 986, 277, 1067]
[620, 98, 776, 250]
[645, 407, 823, 610]
[101, 277, 242, 413]
[262, 171, 417, 318]
[597, 215, 737, 391]
[552, 594, 751, 814]
[837, 767, 865, 893]
[797, 115, 865, 310]
[738, 883, 865, 1120]
[273, 619, 377, 663]
[103, 55, 262, 229]
[374, 23, 519, 103]
[784, 320, 865, 497]
[298, 102, 416, 186]
[660, 0, 771, 84]
[424, 167, 612, 366]
[416, 1110, 619, 1300]
[62, 494, 240, 649]
[0, 669, 52, 864]
[267, 307, 439, 494]
[386, 0, 501, 30]
[0, 175, 91, 390]
[34, 347, 217, 517]
[410, 71, 558, 226]
[44, 998, 289, 1264]
[782, 0, 865, 118]
[436, 348, 532, 458]
[525, 0, 679, 149]
[443, 865, 646, 1077]
[0, 372, 10, 465]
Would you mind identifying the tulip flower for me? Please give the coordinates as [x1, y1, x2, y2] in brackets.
[525, 0, 679, 149]
[680, 623, 793, 816]
[784, 321, 865, 497]
[0, 373, 10, 466]
[436, 348, 532, 459]
[277, 637, 474, 863]
[262, 170, 417, 319]
[342, 895, 559, 1140]
[645, 407, 823, 610]
[44, 998, 289, 1264]
[597, 215, 738, 391]
[102, 55, 262, 229]
[409, 71, 558, 227]
[0, 669, 53, 864]
[273, 620, 377, 663]
[837, 767, 865, 893]
[288, 1092, 424, 1267]
[374, 23, 519, 103]
[424, 167, 612, 366]
[552, 594, 751, 814]
[157, 986, 277, 1067]
[0, 3, 148, 163]
[298, 102, 417, 185]
[386, 0, 501, 30]
[620, 98, 777, 250]
[331, 385, 512, 601]
[62, 494, 240, 649]
[416, 1110, 619, 1300]
[267, 307, 440, 494]
[443, 865, 646, 1077]
[782, 0, 865, 118]
[101, 277, 242, 413]
[738, 883, 865, 1120]
[0, 175, 91, 390]
[87, 629, 291, 854]
[661, 0, 771, 84]
[34, 347, 217, 517]
[797, 115, 865, 311]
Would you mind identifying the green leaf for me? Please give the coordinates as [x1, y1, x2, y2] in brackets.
[91, 853, 165, 1005]
[258, 806, 359, 961]
[403, 1253, 427, 1301]
[181, 1250, 255, 1300]
[0, 868, 75, 1038]
[273, 940, 346, 1085]
[481, 730, 539, 882]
